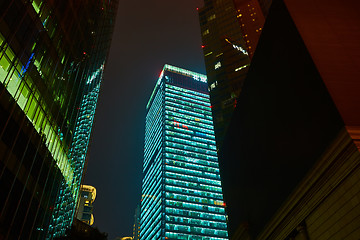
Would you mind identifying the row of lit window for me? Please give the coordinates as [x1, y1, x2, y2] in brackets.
[165, 135, 215, 151]
[165, 119, 215, 136]
[166, 200, 225, 214]
[165, 207, 226, 221]
[165, 102, 212, 122]
[165, 185, 224, 200]
[144, 88, 163, 168]
[165, 215, 227, 230]
[145, 84, 162, 120]
[165, 159, 219, 174]
[165, 124, 215, 141]
[146, 79, 163, 109]
[166, 147, 217, 162]
[165, 91, 210, 110]
[141, 188, 162, 228]
[166, 84, 210, 99]
[144, 111, 162, 146]
[165, 87, 210, 103]
[165, 153, 219, 168]
[142, 152, 162, 193]
[144, 130, 161, 165]
[141, 205, 162, 240]
[165, 130, 216, 146]
[165, 96, 211, 114]
[165, 223, 227, 237]
[165, 165, 219, 181]
[165, 109, 213, 125]
[145, 100, 162, 142]
[165, 231, 228, 240]
[165, 174, 221, 190]
[144, 88, 163, 141]
[165, 123, 195, 136]
[143, 133, 161, 168]
[142, 178, 161, 212]
[144, 122, 161, 158]
[144, 108, 162, 161]
[165, 178, 222, 194]
[165, 94, 210, 111]
[164, 103, 212, 120]
[165, 141, 217, 156]
[165, 93, 210, 111]
[166, 192, 224, 207]
[165, 121, 214, 137]
[165, 105, 207, 120]
[166, 114, 214, 130]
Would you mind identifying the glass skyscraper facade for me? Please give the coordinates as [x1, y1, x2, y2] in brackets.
[141, 64, 228, 240]
[0, 0, 118, 238]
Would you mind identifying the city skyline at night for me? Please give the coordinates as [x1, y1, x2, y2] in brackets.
[140, 64, 228, 240]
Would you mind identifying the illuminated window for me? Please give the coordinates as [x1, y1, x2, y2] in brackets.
[214, 62, 221, 70]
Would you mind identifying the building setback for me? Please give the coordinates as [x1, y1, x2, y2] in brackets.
[140, 64, 228, 240]
[0, 0, 118, 238]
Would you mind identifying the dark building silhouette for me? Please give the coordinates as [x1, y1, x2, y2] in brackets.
[55, 218, 108, 240]
[233, 0, 265, 59]
[0, 0, 118, 238]
[198, 0, 266, 150]
[198, 0, 251, 150]
[217, 0, 360, 239]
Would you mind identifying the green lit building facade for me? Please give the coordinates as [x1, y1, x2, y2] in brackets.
[141, 64, 228, 240]
[0, 0, 118, 239]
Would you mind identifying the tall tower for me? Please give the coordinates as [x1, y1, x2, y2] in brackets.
[198, 0, 251, 150]
[76, 185, 97, 226]
[0, 0, 118, 238]
[140, 64, 228, 240]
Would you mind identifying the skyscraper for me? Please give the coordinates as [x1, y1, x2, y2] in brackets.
[76, 185, 97, 226]
[0, 0, 118, 238]
[198, 0, 251, 150]
[233, 0, 265, 59]
[140, 64, 229, 240]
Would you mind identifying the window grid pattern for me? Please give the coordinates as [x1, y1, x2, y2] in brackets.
[141, 65, 228, 240]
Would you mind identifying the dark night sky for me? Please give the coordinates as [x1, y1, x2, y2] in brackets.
[84, 1, 205, 239]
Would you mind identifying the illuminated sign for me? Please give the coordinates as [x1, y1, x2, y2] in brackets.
[225, 38, 248, 55]
[164, 64, 207, 83]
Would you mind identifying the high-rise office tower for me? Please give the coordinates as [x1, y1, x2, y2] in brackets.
[198, 0, 251, 150]
[76, 185, 97, 226]
[0, 0, 118, 238]
[233, 0, 265, 59]
[140, 64, 228, 240]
